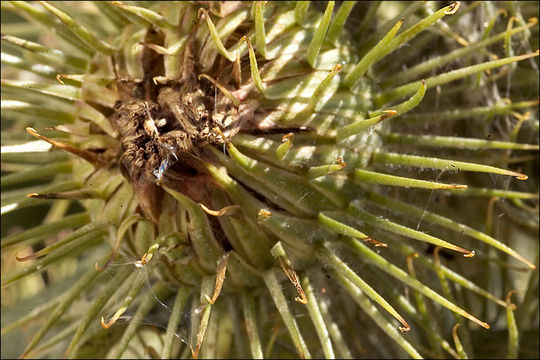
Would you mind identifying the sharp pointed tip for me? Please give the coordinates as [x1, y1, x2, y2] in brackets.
[381, 110, 398, 120]
[332, 63, 343, 72]
[258, 209, 272, 218]
[446, 184, 467, 189]
[463, 250, 475, 258]
[398, 325, 411, 333]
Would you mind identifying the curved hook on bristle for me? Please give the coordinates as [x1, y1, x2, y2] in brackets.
[282, 133, 294, 143]
[399, 325, 411, 333]
[363, 237, 388, 247]
[25, 127, 104, 167]
[380, 110, 398, 120]
[463, 250, 475, 258]
[444, 2, 460, 15]
[276, 133, 294, 160]
[406, 252, 420, 277]
[212, 127, 229, 144]
[199, 203, 241, 217]
[198, 74, 240, 106]
[271, 241, 309, 305]
[15, 250, 40, 262]
[258, 209, 272, 219]
[101, 306, 127, 329]
[506, 290, 518, 311]
[451, 323, 465, 354]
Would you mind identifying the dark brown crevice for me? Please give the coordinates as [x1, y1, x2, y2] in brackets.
[207, 215, 233, 252]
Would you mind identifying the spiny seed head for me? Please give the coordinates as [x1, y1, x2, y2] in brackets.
[1, 1, 538, 359]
